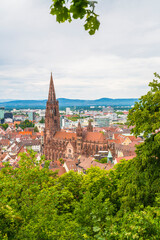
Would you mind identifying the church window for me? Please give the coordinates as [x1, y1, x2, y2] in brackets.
[69, 149, 72, 153]
[54, 120, 57, 124]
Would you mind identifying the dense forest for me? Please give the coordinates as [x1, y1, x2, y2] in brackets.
[0, 74, 160, 239]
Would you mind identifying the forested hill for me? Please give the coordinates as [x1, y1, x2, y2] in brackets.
[0, 97, 138, 109]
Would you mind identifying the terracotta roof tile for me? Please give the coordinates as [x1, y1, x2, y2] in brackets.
[54, 131, 77, 140]
[79, 156, 114, 171]
[64, 160, 78, 172]
[84, 132, 105, 142]
[0, 139, 10, 146]
[115, 155, 136, 163]
[127, 136, 142, 142]
[50, 166, 66, 176]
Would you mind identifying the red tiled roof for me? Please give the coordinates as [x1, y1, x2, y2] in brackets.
[108, 139, 121, 144]
[54, 131, 77, 140]
[128, 141, 142, 147]
[0, 139, 10, 146]
[64, 160, 78, 172]
[0, 162, 4, 169]
[84, 132, 105, 142]
[115, 155, 136, 163]
[50, 166, 66, 176]
[79, 157, 114, 171]
[18, 131, 32, 136]
[113, 133, 126, 143]
[127, 136, 142, 142]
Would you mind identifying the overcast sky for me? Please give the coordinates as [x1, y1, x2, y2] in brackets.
[0, 0, 160, 100]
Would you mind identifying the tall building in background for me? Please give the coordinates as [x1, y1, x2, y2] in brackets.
[44, 73, 114, 161]
[60, 115, 65, 129]
[28, 111, 36, 121]
[66, 107, 71, 115]
[0, 107, 5, 124]
[4, 112, 13, 123]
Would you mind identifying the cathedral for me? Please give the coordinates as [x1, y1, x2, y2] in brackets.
[44, 73, 114, 161]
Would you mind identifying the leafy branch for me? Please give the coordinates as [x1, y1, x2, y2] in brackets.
[50, 0, 100, 35]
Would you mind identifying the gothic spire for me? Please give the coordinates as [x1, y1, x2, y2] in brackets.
[77, 121, 81, 129]
[87, 119, 93, 132]
[76, 121, 82, 136]
[48, 72, 56, 102]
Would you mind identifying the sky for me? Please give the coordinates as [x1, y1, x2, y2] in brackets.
[0, 0, 160, 100]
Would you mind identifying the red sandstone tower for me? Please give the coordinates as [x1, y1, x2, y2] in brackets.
[76, 122, 83, 154]
[87, 120, 93, 132]
[44, 73, 60, 159]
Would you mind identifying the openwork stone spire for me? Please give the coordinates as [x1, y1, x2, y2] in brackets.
[76, 121, 82, 136]
[87, 120, 93, 132]
[48, 72, 56, 102]
[44, 73, 60, 160]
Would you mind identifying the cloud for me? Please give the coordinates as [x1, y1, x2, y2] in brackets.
[0, 0, 160, 100]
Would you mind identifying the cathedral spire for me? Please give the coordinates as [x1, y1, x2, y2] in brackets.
[87, 120, 93, 132]
[48, 72, 56, 102]
[44, 73, 60, 160]
[76, 121, 82, 136]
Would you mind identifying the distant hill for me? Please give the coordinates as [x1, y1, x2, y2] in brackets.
[0, 99, 15, 103]
[0, 98, 138, 109]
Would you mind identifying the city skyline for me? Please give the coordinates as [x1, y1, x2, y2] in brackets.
[1, 0, 160, 100]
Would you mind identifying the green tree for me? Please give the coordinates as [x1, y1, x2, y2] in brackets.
[0, 151, 160, 239]
[0, 123, 9, 130]
[59, 158, 64, 164]
[39, 117, 45, 123]
[128, 72, 160, 138]
[19, 120, 34, 130]
[50, 0, 100, 35]
[34, 126, 39, 132]
[0, 151, 58, 239]
[111, 74, 160, 212]
[128, 72, 160, 168]
[99, 157, 107, 163]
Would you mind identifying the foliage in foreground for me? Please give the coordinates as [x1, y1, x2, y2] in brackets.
[50, 0, 100, 35]
[0, 149, 160, 240]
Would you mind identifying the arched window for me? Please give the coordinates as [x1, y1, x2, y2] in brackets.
[96, 145, 98, 152]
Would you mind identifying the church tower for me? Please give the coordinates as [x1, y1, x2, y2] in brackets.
[76, 121, 83, 154]
[87, 120, 93, 132]
[44, 73, 60, 159]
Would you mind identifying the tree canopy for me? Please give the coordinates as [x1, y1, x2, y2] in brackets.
[128, 72, 160, 138]
[1, 147, 160, 239]
[128, 73, 160, 165]
[50, 0, 100, 35]
[39, 117, 45, 123]
[34, 126, 39, 132]
[19, 120, 35, 130]
[0, 123, 8, 130]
